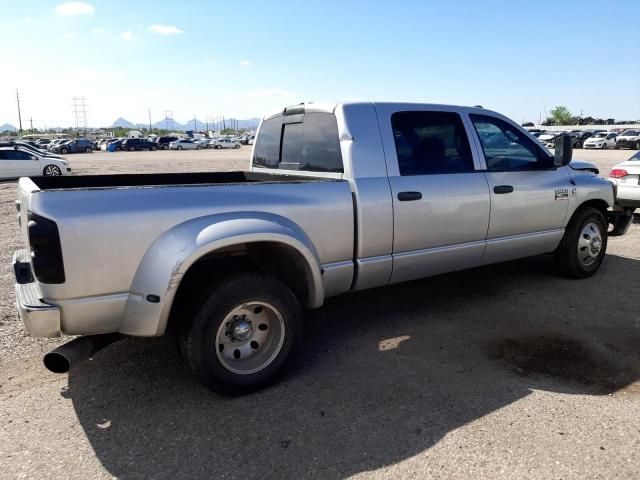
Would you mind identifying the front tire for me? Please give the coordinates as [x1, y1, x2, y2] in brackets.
[179, 273, 302, 395]
[554, 207, 607, 278]
[60, 148, 68, 154]
[177, 145, 183, 150]
[43, 165, 62, 176]
[85, 147, 92, 153]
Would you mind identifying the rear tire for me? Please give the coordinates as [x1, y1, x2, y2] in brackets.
[85, 147, 92, 153]
[554, 207, 607, 278]
[179, 272, 302, 395]
[60, 148, 68, 154]
[177, 145, 183, 150]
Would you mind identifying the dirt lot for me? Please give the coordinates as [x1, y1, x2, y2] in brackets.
[1, 148, 639, 479]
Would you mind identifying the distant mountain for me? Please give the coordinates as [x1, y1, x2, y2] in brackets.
[152, 117, 186, 131]
[0, 123, 17, 132]
[108, 116, 261, 132]
[110, 117, 138, 129]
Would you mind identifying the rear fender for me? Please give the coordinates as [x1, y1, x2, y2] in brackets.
[119, 212, 323, 336]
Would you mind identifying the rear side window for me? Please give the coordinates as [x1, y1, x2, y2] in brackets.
[253, 113, 343, 173]
[391, 111, 474, 175]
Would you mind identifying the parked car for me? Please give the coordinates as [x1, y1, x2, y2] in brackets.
[212, 138, 241, 149]
[584, 132, 618, 149]
[47, 139, 69, 151]
[169, 139, 197, 150]
[193, 138, 211, 149]
[0, 146, 70, 178]
[51, 139, 94, 154]
[36, 139, 52, 149]
[12, 102, 620, 395]
[607, 150, 640, 234]
[614, 129, 640, 150]
[107, 139, 126, 152]
[121, 138, 157, 151]
[538, 131, 568, 148]
[569, 131, 592, 148]
[154, 136, 179, 150]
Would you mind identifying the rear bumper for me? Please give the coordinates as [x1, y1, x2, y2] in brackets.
[13, 250, 61, 337]
[610, 179, 640, 208]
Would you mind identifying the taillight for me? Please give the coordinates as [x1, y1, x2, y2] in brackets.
[609, 169, 628, 178]
[27, 212, 65, 284]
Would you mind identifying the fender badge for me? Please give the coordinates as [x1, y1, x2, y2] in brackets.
[555, 188, 569, 200]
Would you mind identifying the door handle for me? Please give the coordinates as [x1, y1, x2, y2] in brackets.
[397, 191, 422, 201]
[493, 185, 514, 194]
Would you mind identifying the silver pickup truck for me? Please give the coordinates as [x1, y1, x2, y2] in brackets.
[14, 102, 617, 394]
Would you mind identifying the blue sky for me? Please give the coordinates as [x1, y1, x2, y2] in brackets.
[2, 0, 639, 128]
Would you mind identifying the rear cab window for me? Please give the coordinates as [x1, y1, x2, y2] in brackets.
[253, 111, 343, 173]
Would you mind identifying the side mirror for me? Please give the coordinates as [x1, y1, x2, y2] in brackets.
[554, 134, 573, 167]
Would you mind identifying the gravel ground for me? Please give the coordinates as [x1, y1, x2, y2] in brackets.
[1, 148, 639, 479]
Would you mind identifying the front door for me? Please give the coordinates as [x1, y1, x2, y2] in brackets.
[3, 149, 40, 177]
[468, 113, 571, 265]
[378, 108, 491, 284]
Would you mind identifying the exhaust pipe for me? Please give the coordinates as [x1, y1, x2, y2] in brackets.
[43, 333, 124, 373]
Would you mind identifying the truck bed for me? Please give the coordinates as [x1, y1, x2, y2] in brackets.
[30, 171, 330, 190]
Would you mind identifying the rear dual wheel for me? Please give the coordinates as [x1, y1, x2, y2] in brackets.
[179, 273, 301, 395]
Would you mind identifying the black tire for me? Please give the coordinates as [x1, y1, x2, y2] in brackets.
[601, 143, 607, 150]
[554, 207, 608, 278]
[128, 146, 135, 152]
[636, 142, 640, 150]
[609, 210, 635, 236]
[60, 148, 68, 154]
[85, 147, 92, 153]
[235, 144, 240, 149]
[163, 144, 169, 150]
[179, 272, 302, 395]
[177, 145, 183, 150]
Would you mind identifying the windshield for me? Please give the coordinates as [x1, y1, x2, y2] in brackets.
[621, 130, 640, 136]
[593, 133, 607, 138]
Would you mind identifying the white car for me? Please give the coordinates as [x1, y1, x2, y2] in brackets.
[583, 132, 617, 149]
[169, 139, 198, 150]
[608, 150, 640, 234]
[193, 138, 211, 149]
[212, 138, 241, 149]
[0, 147, 70, 179]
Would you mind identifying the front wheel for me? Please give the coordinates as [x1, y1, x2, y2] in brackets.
[85, 147, 92, 153]
[177, 145, 183, 150]
[554, 207, 607, 278]
[601, 143, 607, 150]
[60, 148, 68, 154]
[179, 273, 302, 395]
[43, 165, 62, 176]
[235, 144, 240, 149]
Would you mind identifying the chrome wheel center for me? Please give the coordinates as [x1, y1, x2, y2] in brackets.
[577, 222, 603, 266]
[215, 301, 286, 375]
[230, 318, 252, 341]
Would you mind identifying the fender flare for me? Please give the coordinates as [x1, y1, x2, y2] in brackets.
[119, 212, 324, 336]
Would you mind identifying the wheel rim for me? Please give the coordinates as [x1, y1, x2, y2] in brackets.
[215, 301, 285, 375]
[577, 222, 603, 266]
[44, 165, 60, 176]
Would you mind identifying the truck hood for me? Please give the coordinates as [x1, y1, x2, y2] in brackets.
[569, 159, 599, 174]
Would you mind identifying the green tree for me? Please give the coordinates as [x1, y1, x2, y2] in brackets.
[549, 106, 574, 125]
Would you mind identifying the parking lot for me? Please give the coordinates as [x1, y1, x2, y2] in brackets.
[1, 148, 639, 479]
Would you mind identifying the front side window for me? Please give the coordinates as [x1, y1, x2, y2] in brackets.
[470, 114, 552, 171]
[5, 150, 33, 160]
[391, 111, 474, 175]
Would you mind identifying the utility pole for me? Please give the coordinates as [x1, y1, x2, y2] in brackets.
[193, 116, 196, 131]
[15, 89, 23, 133]
[148, 108, 152, 134]
[30, 117, 33, 133]
[164, 110, 173, 131]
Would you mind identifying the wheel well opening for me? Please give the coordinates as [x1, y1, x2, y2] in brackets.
[167, 242, 311, 333]
[575, 200, 609, 221]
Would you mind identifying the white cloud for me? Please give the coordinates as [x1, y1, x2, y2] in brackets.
[54, 2, 95, 16]
[91, 27, 105, 34]
[148, 24, 183, 35]
[62, 32, 75, 40]
[239, 60, 251, 67]
[121, 31, 133, 41]
[245, 88, 296, 99]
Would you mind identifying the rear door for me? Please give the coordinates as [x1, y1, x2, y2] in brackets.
[468, 113, 571, 264]
[376, 106, 491, 284]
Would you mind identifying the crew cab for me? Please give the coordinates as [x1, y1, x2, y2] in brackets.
[13, 102, 617, 395]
